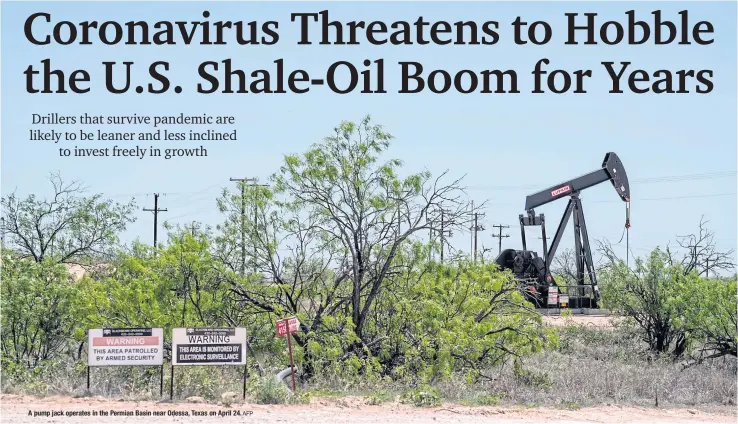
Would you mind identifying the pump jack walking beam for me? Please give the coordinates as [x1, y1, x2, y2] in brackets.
[524, 152, 630, 212]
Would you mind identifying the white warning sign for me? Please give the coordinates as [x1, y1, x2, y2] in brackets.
[547, 289, 559, 306]
[88, 328, 163, 366]
[172, 327, 247, 366]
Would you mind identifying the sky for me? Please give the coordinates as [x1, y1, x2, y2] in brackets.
[1, 1, 736, 269]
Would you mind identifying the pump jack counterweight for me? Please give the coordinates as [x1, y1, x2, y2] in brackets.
[495, 152, 630, 309]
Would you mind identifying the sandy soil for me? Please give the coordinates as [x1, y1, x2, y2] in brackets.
[2, 394, 735, 424]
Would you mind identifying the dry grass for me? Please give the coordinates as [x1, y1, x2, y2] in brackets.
[1, 362, 245, 401]
[2, 323, 735, 409]
[434, 324, 736, 408]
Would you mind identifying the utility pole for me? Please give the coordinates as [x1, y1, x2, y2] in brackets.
[250, 181, 269, 273]
[426, 208, 433, 261]
[469, 203, 485, 262]
[691, 244, 702, 277]
[440, 209, 445, 262]
[230, 178, 268, 275]
[143, 193, 167, 250]
[705, 257, 710, 278]
[230, 178, 256, 275]
[438, 209, 452, 263]
[426, 207, 452, 263]
[189, 221, 200, 236]
[492, 224, 510, 255]
[469, 201, 474, 256]
[474, 213, 479, 262]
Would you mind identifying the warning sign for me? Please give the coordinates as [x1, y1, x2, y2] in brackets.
[276, 316, 300, 337]
[172, 327, 247, 366]
[547, 289, 559, 306]
[88, 328, 163, 366]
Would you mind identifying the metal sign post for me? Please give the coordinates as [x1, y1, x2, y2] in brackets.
[242, 364, 248, 400]
[276, 316, 300, 392]
[286, 332, 296, 392]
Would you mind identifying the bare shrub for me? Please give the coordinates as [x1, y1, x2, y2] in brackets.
[477, 325, 736, 407]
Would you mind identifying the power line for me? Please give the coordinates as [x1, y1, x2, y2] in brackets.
[632, 171, 736, 183]
[99, 169, 736, 221]
[98, 169, 735, 202]
[466, 171, 736, 191]
[162, 207, 212, 225]
[164, 193, 218, 209]
[108, 174, 735, 259]
[108, 184, 223, 200]
[591, 192, 736, 204]
[485, 192, 736, 209]
[159, 191, 734, 229]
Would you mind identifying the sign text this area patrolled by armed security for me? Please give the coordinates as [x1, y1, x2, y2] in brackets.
[88, 328, 164, 366]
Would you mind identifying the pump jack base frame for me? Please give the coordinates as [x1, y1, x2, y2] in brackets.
[535, 308, 611, 316]
[518, 193, 600, 309]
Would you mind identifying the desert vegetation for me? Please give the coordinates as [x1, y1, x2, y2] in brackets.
[1, 116, 735, 409]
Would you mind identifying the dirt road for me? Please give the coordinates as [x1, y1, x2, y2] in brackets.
[2, 395, 734, 424]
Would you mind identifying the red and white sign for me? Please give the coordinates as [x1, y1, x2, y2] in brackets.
[547, 290, 559, 306]
[276, 317, 301, 391]
[550, 185, 571, 197]
[276, 317, 300, 337]
[88, 328, 163, 366]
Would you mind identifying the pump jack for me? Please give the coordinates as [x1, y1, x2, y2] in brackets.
[495, 152, 630, 309]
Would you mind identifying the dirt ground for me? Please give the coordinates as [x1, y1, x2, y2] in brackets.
[2, 394, 735, 424]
